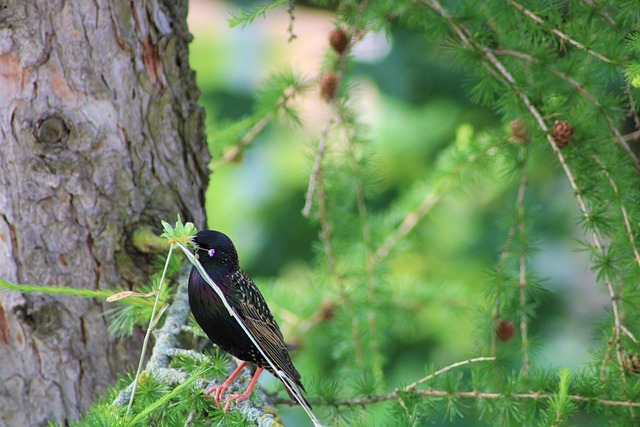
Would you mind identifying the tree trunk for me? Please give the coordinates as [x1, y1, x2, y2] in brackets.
[0, 1, 208, 425]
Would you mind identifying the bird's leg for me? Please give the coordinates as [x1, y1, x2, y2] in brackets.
[223, 367, 264, 412]
[205, 360, 248, 407]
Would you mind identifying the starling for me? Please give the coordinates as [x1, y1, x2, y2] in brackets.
[188, 230, 310, 411]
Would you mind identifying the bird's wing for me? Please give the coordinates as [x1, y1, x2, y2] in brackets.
[230, 270, 304, 388]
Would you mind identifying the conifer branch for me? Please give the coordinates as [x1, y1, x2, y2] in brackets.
[302, 114, 333, 218]
[306, 108, 365, 365]
[405, 356, 496, 390]
[215, 78, 310, 168]
[218, 114, 275, 165]
[316, 152, 365, 365]
[374, 144, 499, 262]
[581, 0, 618, 27]
[375, 193, 441, 263]
[303, 15, 374, 368]
[428, 0, 628, 374]
[275, 356, 496, 406]
[493, 49, 640, 170]
[592, 154, 640, 276]
[331, 389, 640, 408]
[508, 0, 613, 64]
[492, 176, 523, 356]
[515, 167, 530, 375]
[339, 107, 381, 373]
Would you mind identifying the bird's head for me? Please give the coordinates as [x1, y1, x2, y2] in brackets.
[192, 230, 240, 273]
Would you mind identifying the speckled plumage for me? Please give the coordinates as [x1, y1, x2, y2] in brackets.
[188, 230, 309, 407]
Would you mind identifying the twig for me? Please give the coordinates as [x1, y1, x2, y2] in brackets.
[592, 154, 640, 275]
[405, 356, 496, 390]
[624, 130, 640, 143]
[214, 81, 308, 169]
[581, 0, 617, 27]
[340, 108, 381, 373]
[286, 0, 297, 42]
[493, 49, 640, 170]
[127, 245, 174, 414]
[219, 114, 275, 165]
[331, 389, 640, 408]
[515, 167, 530, 375]
[374, 145, 499, 263]
[508, 0, 613, 64]
[302, 116, 333, 217]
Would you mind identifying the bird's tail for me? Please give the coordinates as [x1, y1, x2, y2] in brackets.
[281, 376, 312, 408]
[278, 372, 322, 426]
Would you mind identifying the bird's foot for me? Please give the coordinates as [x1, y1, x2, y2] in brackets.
[222, 390, 252, 412]
[205, 361, 249, 408]
[205, 383, 231, 408]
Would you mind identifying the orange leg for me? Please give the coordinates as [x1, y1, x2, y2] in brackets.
[223, 367, 265, 412]
[205, 361, 248, 407]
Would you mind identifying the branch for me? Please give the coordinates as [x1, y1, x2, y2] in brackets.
[302, 114, 333, 217]
[426, 0, 628, 374]
[592, 154, 640, 278]
[374, 144, 499, 262]
[581, 0, 617, 27]
[333, 389, 640, 408]
[405, 356, 496, 390]
[508, 0, 613, 64]
[493, 49, 640, 170]
[213, 78, 310, 169]
[515, 167, 530, 375]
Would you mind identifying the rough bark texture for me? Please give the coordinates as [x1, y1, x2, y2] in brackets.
[0, 1, 209, 425]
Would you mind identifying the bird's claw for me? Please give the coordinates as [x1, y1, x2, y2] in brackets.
[222, 391, 251, 412]
[205, 384, 231, 408]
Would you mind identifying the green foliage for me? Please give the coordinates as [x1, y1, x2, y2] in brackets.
[36, 0, 640, 426]
[203, 0, 640, 425]
[228, 0, 290, 28]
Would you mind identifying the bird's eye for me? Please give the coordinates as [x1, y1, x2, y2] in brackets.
[208, 248, 216, 257]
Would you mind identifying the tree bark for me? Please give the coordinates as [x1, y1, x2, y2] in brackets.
[0, 1, 208, 425]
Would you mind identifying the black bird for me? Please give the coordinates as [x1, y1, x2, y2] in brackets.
[188, 230, 310, 411]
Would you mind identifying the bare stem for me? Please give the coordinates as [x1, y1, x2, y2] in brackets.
[127, 245, 174, 415]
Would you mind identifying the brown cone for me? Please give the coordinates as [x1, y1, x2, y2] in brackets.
[551, 120, 574, 148]
[329, 28, 349, 54]
[496, 319, 516, 342]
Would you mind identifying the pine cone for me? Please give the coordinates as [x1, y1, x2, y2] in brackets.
[551, 120, 574, 148]
[496, 319, 516, 342]
[329, 28, 349, 54]
[320, 72, 339, 102]
[624, 353, 640, 374]
[509, 119, 530, 144]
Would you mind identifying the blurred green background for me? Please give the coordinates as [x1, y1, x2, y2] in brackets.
[187, 1, 607, 424]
